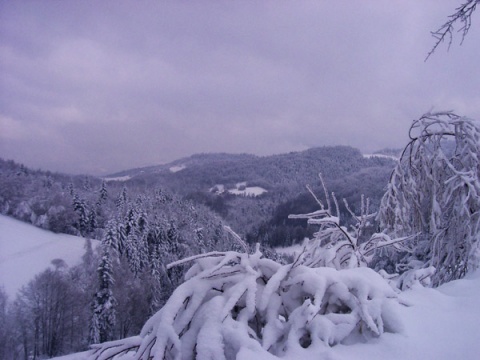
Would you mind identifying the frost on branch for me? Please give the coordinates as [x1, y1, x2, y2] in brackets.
[288, 173, 411, 271]
[89, 246, 401, 360]
[426, 0, 479, 60]
[378, 112, 480, 286]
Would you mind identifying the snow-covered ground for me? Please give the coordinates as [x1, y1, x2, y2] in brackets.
[228, 181, 267, 197]
[52, 268, 480, 360]
[7, 223, 476, 360]
[103, 175, 132, 182]
[0, 215, 97, 298]
[228, 186, 267, 197]
[363, 153, 399, 161]
[238, 270, 480, 360]
[329, 271, 480, 360]
[210, 182, 268, 197]
[274, 244, 480, 359]
[169, 164, 186, 173]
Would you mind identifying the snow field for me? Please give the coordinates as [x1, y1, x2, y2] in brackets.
[57, 269, 480, 360]
[0, 214, 97, 298]
[4, 214, 478, 360]
[210, 182, 267, 197]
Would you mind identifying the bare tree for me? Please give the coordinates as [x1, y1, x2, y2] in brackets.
[426, 0, 479, 60]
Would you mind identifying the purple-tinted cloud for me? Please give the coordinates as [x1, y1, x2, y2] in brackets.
[1, 0, 479, 175]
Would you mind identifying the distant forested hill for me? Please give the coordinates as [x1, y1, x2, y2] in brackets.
[103, 146, 396, 246]
[0, 146, 395, 249]
[108, 146, 391, 193]
[0, 146, 396, 354]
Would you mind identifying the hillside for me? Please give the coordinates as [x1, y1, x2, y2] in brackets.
[0, 214, 96, 298]
[104, 146, 396, 246]
[1, 146, 395, 248]
[106, 146, 392, 193]
[5, 211, 477, 360]
[51, 269, 480, 360]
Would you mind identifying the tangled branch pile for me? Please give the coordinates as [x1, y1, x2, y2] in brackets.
[90, 247, 401, 359]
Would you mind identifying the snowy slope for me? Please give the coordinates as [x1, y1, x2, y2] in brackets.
[238, 271, 480, 360]
[52, 269, 480, 360]
[330, 271, 480, 360]
[0, 215, 97, 298]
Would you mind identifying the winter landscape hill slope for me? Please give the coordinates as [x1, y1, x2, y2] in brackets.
[0, 214, 96, 298]
[53, 269, 480, 360]
[4, 212, 478, 360]
[106, 146, 393, 194]
[240, 271, 480, 360]
[0, 146, 395, 249]
[103, 146, 395, 246]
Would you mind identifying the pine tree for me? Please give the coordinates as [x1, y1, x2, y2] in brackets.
[115, 186, 128, 210]
[72, 194, 89, 236]
[90, 244, 117, 344]
[125, 233, 141, 276]
[96, 181, 108, 208]
[103, 221, 119, 255]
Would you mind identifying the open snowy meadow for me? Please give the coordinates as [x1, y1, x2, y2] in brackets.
[0, 215, 97, 297]
[2, 216, 479, 360]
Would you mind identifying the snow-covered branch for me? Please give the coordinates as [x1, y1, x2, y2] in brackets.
[378, 111, 480, 286]
[426, 0, 479, 60]
[289, 174, 409, 270]
[89, 248, 401, 360]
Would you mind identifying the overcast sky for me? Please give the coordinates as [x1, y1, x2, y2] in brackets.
[1, 1, 479, 175]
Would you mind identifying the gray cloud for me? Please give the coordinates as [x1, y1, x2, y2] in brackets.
[1, 0, 479, 175]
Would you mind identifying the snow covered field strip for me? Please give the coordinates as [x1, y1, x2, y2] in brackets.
[228, 185, 267, 196]
[330, 271, 480, 360]
[0, 215, 96, 297]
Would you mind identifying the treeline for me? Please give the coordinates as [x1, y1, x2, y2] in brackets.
[0, 158, 237, 359]
[0, 147, 394, 359]
[117, 146, 394, 243]
[247, 165, 393, 247]
[122, 146, 392, 195]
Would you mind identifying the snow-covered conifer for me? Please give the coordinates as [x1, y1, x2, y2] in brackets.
[98, 181, 108, 205]
[115, 186, 128, 210]
[72, 194, 89, 236]
[90, 239, 117, 343]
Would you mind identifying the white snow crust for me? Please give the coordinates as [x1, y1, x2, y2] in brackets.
[57, 269, 480, 360]
[169, 164, 186, 173]
[210, 182, 267, 197]
[103, 175, 131, 182]
[228, 186, 267, 197]
[363, 154, 399, 161]
[0, 215, 97, 298]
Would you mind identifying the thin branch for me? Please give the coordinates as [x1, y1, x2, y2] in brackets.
[426, 0, 479, 60]
[166, 251, 227, 270]
[224, 226, 249, 253]
[306, 184, 324, 210]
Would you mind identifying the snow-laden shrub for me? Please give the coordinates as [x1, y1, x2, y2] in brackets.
[288, 174, 411, 270]
[389, 264, 436, 290]
[89, 246, 401, 360]
[378, 112, 480, 286]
